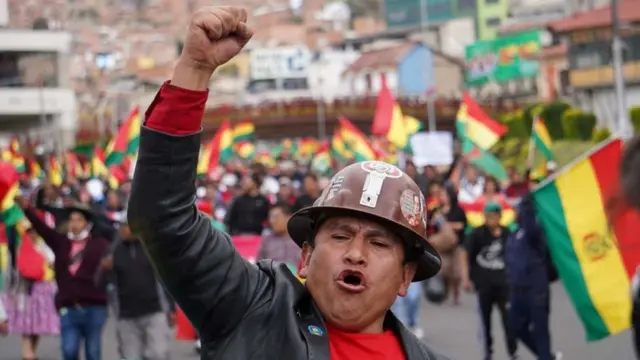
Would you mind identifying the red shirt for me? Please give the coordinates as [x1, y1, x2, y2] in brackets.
[327, 324, 406, 360]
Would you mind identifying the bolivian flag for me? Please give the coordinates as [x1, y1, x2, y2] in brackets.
[232, 120, 254, 143]
[331, 129, 352, 161]
[234, 141, 255, 159]
[338, 116, 377, 161]
[372, 75, 408, 149]
[311, 141, 332, 174]
[456, 93, 507, 150]
[459, 197, 516, 231]
[105, 106, 141, 166]
[0, 161, 23, 226]
[198, 120, 233, 177]
[92, 146, 119, 189]
[255, 152, 276, 168]
[534, 138, 640, 341]
[48, 156, 64, 186]
[532, 116, 554, 160]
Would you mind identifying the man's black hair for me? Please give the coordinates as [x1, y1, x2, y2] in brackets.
[303, 172, 318, 182]
[270, 201, 293, 215]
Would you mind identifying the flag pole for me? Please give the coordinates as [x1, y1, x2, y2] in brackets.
[527, 118, 537, 170]
[533, 136, 622, 190]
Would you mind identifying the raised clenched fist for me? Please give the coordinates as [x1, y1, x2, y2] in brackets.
[180, 6, 253, 73]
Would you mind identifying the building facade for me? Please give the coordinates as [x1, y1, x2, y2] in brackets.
[549, 1, 640, 130]
[0, 30, 76, 150]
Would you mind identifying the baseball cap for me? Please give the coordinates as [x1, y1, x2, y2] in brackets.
[484, 201, 502, 214]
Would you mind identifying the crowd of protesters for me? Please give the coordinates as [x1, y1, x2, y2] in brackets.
[0, 142, 567, 360]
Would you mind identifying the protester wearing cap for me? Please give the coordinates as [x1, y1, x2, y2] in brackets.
[460, 201, 517, 360]
[127, 7, 453, 359]
[17, 197, 109, 360]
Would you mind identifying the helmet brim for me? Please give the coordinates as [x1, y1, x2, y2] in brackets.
[287, 206, 441, 282]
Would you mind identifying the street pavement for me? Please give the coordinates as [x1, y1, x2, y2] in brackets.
[0, 283, 634, 359]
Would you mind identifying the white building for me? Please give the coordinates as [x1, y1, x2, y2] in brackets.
[0, 30, 76, 150]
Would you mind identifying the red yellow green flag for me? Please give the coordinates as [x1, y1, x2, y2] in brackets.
[48, 156, 64, 186]
[331, 129, 353, 161]
[338, 116, 377, 161]
[65, 151, 83, 178]
[255, 152, 276, 168]
[457, 93, 507, 150]
[0, 161, 23, 226]
[105, 106, 142, 166]
[459, 198, 516, 231]
[232, 120, 255, 143]
[198, 120, 233, 177]
[372, 75, 409, 149]
[311, 141, 332, 174]
[92, 146, 119, 189]
[532, 116, 554, 160]
[533, 138, 640, 341]
[234, 141, 256, 159]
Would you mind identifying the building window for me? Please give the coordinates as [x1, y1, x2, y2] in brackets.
[457, 0, 476, 12]
[485, 17, 501, 27]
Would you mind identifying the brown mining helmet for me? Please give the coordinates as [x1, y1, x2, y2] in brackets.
[287, 160, 441, 281]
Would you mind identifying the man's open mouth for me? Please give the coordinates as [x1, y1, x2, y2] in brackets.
[337, 270, 367, 292]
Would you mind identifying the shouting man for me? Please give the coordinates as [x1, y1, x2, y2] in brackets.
[128, 6, 454, 359]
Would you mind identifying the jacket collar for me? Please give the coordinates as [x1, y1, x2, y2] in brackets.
[294, 288, 436, 360]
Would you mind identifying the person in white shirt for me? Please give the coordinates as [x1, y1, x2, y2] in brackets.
[458, 165, 485, 203]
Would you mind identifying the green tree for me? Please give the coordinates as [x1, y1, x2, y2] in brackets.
[538, 101, 571, 139]
[500, 111, 528, 139]
[562, 109, 596, 140]
[592, 127, 612, 142]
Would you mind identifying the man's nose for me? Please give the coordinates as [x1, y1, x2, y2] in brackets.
[343, 238, 367, 266]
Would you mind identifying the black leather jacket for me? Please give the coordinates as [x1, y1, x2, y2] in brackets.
[128, 127, 451, 360]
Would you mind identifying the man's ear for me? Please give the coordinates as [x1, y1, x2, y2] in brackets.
[298, 242, 313, 279]
[397, 263, 417, 297]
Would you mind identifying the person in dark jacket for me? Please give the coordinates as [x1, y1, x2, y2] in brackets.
[97, 220, 175, 360]
[127, 8, 454, 359]
[17, 198, 109, 360]
[506, 194, 562, 360]
[224, 173, 269, 235]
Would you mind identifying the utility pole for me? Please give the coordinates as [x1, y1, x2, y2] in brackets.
[419, 0, 436, 131]
[611, 0, 632, 138]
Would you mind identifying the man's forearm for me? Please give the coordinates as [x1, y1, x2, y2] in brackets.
[170, 59, 215, 91]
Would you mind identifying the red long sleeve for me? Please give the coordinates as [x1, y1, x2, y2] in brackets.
[144, 81, 209, 135]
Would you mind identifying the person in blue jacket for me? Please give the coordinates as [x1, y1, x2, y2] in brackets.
[506, 192, 561, 360]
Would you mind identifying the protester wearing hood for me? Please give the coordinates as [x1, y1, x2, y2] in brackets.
[18, 197, 109, 360]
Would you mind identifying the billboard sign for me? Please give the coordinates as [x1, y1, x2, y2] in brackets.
[464, 30, 541, 87]
[249, 47, 311, 80]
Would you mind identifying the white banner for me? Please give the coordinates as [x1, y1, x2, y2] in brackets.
[410, 132, 453, 167]
[250, 47, 311, 80]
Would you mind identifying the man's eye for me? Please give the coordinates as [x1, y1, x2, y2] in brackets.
[331, 234, 349, 240]
[371, 241, 389, 248]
